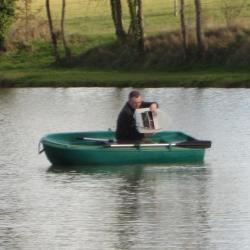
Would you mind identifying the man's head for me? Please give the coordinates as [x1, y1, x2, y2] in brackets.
[128, 90, 142, 109]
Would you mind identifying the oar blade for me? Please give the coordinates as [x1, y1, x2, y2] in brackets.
[176, 140, 212, 149]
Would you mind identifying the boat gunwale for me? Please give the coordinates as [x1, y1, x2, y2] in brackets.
[41, 131, 203, 152]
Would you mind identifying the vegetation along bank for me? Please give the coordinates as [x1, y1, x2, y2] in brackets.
[1, 0, 250, 87]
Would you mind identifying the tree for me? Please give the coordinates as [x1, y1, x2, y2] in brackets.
[15, 0, 32, 41]
[127, 0, 144, 53]
[45, 0, 60, 61]
[194, 0, 204, 57]
[110, 0, 126, 42]
[23, 0, 31, 41]
[220, 0, 247, 28]
[15, 0, 46, 43]
[0, 0, 15, 50]
[179, 0, 187, 58]
[136, 0, 144, 53]
[61, 0, 71, 59]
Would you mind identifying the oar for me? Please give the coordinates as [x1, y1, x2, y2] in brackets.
[76, 137, 115, 143]
[77, 137, 211, 149]
[106, 140, 211, 149]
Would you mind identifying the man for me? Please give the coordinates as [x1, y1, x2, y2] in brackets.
[116, 90, 158, 142]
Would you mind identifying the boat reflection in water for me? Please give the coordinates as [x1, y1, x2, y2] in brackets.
[47, 162, 210, 249]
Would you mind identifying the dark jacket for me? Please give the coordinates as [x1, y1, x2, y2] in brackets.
[116, 101, 156, 142]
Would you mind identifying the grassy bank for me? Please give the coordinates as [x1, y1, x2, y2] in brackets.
[1, 69, 250, 88]
[1, 26, 250, 88]
[1, 55, 250, 88]
[2, 0, 250, 88]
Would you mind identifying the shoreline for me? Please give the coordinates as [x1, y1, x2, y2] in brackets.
[1, 68, 250, 88]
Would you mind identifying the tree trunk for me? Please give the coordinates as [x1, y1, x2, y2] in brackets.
[179, 0, 187, 58]
[45, 0, 60, 61]
[194, 0, 204, 57]
[127, 0, 136, 36]
[110, 0, 126, 42]
[61, 0, 71, 59]
[25, 0, 29, 41]
[173, 0, 178, 16]
[136, 0, 144, 53]
[127, 0, 144, 53]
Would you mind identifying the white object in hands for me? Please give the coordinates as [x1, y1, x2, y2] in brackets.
[134, 108, 161, 133]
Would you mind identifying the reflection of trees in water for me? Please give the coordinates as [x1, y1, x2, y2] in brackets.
[172, 169, 211, 249]
[47, 164, 211, 249]
[114, 166, 143, 249]
[0, 220, 23, 249]
[0, 185, 27, 250]
[113, 166, 211, 249]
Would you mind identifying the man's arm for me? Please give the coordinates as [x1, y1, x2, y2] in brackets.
[141, 101, 159, 112]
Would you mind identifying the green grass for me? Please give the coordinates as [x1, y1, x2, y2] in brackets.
[29, 0, 250, 36]
[1, 49, 250, 87]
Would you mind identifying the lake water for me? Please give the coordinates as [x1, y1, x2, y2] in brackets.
[0, 88, 250, 249]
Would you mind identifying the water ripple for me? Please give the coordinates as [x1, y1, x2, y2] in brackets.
[1, 88, 250, 249]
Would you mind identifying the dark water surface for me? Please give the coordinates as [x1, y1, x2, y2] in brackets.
[0, 88, 250, 249]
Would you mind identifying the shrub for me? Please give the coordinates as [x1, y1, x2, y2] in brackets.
[0, 0, 15, 50]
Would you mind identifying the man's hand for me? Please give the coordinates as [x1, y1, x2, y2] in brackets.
[150, 103, 158, 113]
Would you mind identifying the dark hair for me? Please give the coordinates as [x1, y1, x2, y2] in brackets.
[129, 90, 141, 99]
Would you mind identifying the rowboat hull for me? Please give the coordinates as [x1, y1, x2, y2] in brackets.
[40, 131, 207, 166]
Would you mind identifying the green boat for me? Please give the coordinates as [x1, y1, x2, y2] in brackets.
[39, 130, 211, 166]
